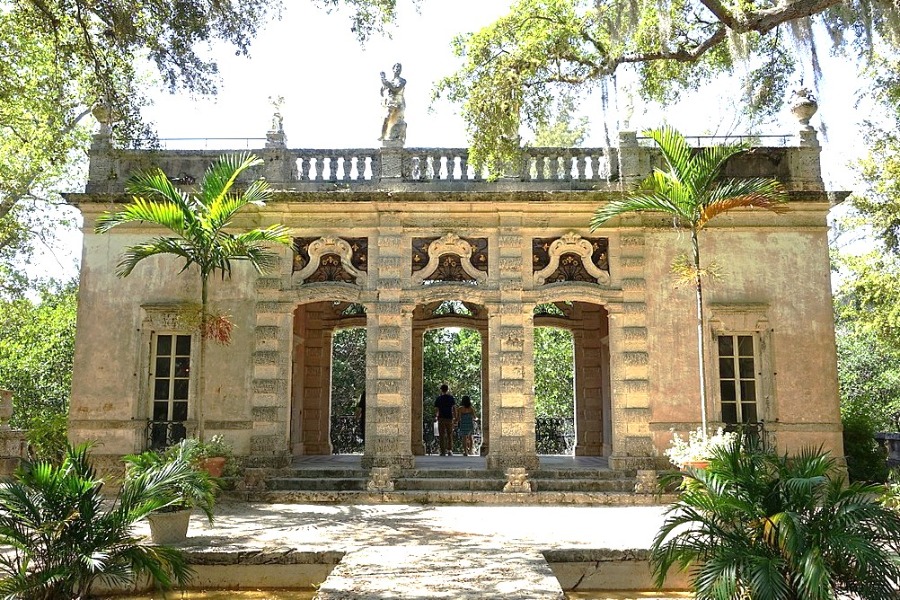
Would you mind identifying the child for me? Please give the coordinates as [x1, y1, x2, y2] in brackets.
[456, 395, 476, 456]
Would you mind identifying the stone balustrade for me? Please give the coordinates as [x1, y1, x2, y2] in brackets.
[85, 130, 823, 194]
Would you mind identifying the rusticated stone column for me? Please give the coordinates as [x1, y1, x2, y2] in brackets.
[363, 228, 414, 470]
[486, 217, 539, 470]
[607, 232, 654, 470]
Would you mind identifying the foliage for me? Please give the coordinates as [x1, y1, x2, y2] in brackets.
[0, 0, 404, 288]
[533, 327, 574, 418]
[652, 438, 900, 599]
[532, 95, 589, 147]
[842, 411, 889, 483]
[0, 443, 194, 599]
[96, 153, 292, 440]
[0, 279, 77, 428]
[423, 327, 483, 418]
[331, 327, 367, 416]
[435, 0, 900, 169]
[664, 427, 737, 470]
[592, 126, 786, 432]
[25, 412, 68, 463]
[123, 438, 218, 522]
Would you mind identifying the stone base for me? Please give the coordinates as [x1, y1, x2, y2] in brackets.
[607, 454, 667, 471]
[486, 453, 540, 471]
[361, 453, 415, 470]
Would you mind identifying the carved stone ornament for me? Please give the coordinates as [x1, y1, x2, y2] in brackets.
[790, 88, 818, 129]
[141, 304, 193, 330]
[412, 233, 488, 285]
[294, 237, 367, 285]
[502, 467, 533, 493]
[367, 467, 395, 492]
[533, 232, 610, 285]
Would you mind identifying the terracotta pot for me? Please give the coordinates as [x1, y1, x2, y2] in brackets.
[680, 460, 710, 471]
[147, 508, 192, 544]
[201, 456, 227, 478]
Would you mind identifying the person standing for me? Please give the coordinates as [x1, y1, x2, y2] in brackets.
[434, 384, 456, 456]
[456, 395, 476, 456]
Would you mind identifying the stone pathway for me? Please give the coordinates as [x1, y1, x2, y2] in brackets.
[316, 546, 565, 599]
[137, 503, 675, 598]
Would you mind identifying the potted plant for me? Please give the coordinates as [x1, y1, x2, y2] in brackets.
[124, 438, 218, 544]
[196, 434, 233, 478]
[664, 426, 736, 471]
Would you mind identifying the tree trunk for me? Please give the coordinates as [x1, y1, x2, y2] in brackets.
[197, 276, 207, 441]
[692, 228, 708, 435]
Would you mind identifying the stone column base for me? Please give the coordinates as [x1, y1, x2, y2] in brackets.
[608, 454, 667, 471]
[362, 453, 416, 470]
[486, 453, 540, 470]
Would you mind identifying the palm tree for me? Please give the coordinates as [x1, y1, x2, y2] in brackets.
[651, 438, 900, 598]
[591, 127, 787, 433]
[96, 153, 292, 440]
[0, 443, 196, 599]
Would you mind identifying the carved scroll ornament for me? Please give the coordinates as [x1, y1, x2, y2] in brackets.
[412, 233, 487, 285]
[294, 237, 367, 285]
[533, 232, 610, 285]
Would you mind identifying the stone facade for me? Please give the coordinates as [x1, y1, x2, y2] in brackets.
[65, 126, 845, 472]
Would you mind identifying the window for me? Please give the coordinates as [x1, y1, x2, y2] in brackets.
[149, 333, 191, 448]
[717, 334, 758, 425]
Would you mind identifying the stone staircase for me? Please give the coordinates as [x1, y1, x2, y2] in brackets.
[232, 462, 671, 506]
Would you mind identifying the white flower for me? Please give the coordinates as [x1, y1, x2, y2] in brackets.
[664, 427, 737, 469]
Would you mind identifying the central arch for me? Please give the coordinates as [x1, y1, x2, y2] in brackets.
[410, 300, 489, 456]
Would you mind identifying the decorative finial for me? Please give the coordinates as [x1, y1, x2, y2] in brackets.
[790, 87, 818, 130]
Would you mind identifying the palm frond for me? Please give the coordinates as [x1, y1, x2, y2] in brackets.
[646, 126, 694, 181]
[116, 238, 196, 277]
[591, 194, 683, 229]
[95, 197, 187, 235]
[200, 152, 262, 207]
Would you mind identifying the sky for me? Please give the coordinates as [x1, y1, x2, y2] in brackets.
[35, 0, 870, 283]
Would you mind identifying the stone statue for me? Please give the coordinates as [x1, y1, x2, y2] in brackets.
[379, 62, 407, 143]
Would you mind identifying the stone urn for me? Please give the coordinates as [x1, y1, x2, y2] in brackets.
[790, 88, 818, 128]
[147, 508, 192, 544]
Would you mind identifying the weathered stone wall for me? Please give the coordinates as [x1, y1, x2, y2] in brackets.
[67, 130, 844, 471]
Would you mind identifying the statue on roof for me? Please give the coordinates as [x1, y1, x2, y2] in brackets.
[379, 62, 407, 144]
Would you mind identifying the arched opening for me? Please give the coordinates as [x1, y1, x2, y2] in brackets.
[533, 300, 610, 457]
[422, 326, 483, 455]
[533, 325, 575, 455]
[411, 300, 488, 456]
[290, 300, 365, 456]
[329, 326, 366, 454]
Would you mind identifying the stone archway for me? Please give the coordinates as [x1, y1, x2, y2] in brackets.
[410, 300, 489, 456]
[532, 300, 611, 457]
[290, 300, 366, 456]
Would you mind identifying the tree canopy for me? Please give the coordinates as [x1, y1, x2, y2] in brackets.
[435, 0, 900, 169]
[0, 0, 403, 291]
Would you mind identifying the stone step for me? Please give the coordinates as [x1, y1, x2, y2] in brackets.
[266, 477, 368, 491]
[315, 545, 565, 599]
[239, 489, 675, 506]
[394, 477, 503, 491]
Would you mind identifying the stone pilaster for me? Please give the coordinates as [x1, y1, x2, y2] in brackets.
[379, 140, 404, 180]
[787, 127, 824, 192]
[486, 218, 539, 470]
[607, 232, 654, 470]
[617, 131, 650, 190]
[249, 300, 293, 467]
[362, 228, 414, 470]
[86, 131, 114, 194]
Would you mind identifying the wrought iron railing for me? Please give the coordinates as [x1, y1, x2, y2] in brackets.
[536, 417, 575, 455]
[147, 420, 187, 451]
[329, 414, 574, 455]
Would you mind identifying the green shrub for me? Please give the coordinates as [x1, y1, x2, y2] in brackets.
[25, 411, 68, 462]
[842, 411, 889, 483]
[0, 443, 193, 598]
[651, 438, 900, 598]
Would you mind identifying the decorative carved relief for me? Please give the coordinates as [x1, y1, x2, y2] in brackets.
[533, 233, 610, 285]
[293, 237, 367, 285]
[411, 233, 488, 284]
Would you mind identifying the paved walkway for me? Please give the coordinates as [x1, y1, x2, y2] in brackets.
[133, 503, 673, 598]
[152, 502, 668, 552]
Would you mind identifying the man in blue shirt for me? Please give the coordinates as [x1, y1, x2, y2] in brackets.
[434, 384, 457, 456]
